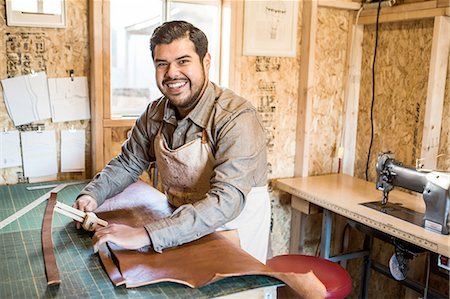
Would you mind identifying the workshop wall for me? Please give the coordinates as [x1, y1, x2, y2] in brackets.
[0, 0, 90, 185]
[355, 19, 433, 181]
[309, 7, 349, 176]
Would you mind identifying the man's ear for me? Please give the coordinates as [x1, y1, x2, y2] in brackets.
[203, 53, 211, 71]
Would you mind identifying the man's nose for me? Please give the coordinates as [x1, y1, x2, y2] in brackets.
[166, 63, 180, 77]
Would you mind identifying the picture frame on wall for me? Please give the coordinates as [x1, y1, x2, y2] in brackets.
[243, 0, 298, 57]
[6, 0, 66, 28]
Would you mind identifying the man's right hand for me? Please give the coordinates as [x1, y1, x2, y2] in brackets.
[73, 195, 98, 230]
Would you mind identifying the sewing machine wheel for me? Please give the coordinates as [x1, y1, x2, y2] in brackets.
[389, 252, 408, 280]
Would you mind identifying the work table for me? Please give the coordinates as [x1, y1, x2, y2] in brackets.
[0, 182, 280, 298]
[276, 174, 449, 257]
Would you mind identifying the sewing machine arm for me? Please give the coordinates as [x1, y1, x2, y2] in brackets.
[376, 153, 450, 235]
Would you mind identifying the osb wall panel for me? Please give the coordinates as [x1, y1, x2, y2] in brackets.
[0, 0, 90, 185]
[309, 7, 350, 176]
[240, 56, 299, 180]
[355, 19, 434, 181]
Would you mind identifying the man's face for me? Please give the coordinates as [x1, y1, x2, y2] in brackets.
[153, 37, 210, 116]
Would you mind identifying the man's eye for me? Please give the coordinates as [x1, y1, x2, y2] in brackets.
[179, 59, 189, 64]
[156, 62, 167, 68]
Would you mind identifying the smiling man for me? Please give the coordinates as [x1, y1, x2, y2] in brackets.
[74, 21, 271, 263]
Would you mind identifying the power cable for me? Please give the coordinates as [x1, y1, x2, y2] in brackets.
[365, 0, 382, 181]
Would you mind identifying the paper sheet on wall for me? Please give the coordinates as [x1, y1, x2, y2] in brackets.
[61, 129, 85, 172]
[21, 130, 57, 178]
[1, 72, 52, 126]
[48, 77, 91, 122]
[0, 131, 22, 169]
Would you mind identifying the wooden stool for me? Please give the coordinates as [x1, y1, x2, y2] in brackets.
[267, 254, 352, 299]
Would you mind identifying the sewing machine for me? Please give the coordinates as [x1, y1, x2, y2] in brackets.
[370, 152, 450, 281]
[375, 152, 450, 235]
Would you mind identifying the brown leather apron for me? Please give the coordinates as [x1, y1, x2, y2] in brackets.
[154, 124, 271, 263]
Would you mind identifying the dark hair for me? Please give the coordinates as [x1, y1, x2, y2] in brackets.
[150, 20, 208, 60]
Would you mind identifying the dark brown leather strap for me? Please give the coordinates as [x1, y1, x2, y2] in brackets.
[42, 192, 61, 285]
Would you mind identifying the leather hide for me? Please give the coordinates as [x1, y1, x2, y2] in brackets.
[95, 180, 326, 298]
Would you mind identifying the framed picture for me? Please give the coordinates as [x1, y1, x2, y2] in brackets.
[243, 0, 298, 57]
[6, 0, 66, 28]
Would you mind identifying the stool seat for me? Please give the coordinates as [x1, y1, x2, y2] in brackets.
[267, 254, 352, 299]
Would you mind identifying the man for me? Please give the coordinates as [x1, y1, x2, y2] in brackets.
[75, 20, 270, 263]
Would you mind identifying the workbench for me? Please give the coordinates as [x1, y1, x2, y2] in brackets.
[276, 174, 450, 298]
[0, 182, 280, 298]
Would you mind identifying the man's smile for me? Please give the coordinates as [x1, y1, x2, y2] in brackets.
[165, 81, 188, 90]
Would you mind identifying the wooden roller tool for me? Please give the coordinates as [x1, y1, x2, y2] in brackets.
[54, 200, 108, 231]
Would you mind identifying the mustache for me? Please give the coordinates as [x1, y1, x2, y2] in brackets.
[162, 77, 187, 85]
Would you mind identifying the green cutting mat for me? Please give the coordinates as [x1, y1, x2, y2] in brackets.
[0, 182, 282, 298]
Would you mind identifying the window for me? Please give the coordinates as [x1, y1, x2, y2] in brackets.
[110, 0, 225, 118]
[6, 0, 66, 28]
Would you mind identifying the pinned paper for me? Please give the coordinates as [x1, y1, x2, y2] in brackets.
[48, 77, 91, 122]
[1, 72, 51, 126]
[61, 129, 85, 172]
[0, 131, 22, 169]
[21, 130, 57, 178]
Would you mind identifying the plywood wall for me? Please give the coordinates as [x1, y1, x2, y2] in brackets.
[309, 7, 351, 175]
[0, 0, 90, 184]
[355, 19, 435, 181]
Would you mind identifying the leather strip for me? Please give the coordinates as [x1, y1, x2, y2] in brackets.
[95, 181, 326, 298]
[41, 192, 61, 285]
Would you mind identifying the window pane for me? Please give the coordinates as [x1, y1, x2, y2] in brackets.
[110, 0, 223, 118]
[11, 0, 63, 16]
[11, 0, 38, 13]
[168, 1, 220, 83]
[43, 0, 62, 15]
[110, 0, 163, 118]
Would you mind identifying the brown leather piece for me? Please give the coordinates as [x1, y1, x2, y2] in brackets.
[42, 192, 61, 285]
[95, 181, 326, 298]
[98, 243, 126, 286]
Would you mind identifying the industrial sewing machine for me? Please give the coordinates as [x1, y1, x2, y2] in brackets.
[358, 152, 450, 281]
[375, 152, 450, 235]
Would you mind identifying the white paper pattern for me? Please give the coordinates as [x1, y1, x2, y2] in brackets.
[1, 72, 51, 126]
[0, 131, 22, 169]
[21, 130, 57, 178]
[48, 77, 91, 122]
[61, 130, 85, 172]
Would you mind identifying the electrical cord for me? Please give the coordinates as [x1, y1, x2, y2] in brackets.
[365, 0, 382, 181]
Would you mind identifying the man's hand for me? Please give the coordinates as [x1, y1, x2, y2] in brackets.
[92, 224, 151, 253]
[73, 194, 98, 229]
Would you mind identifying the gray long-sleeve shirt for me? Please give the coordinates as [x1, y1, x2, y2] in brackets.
[80, 82, 268, 252]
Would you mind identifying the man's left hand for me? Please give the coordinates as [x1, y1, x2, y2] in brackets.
[92, 223, 151, 253]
